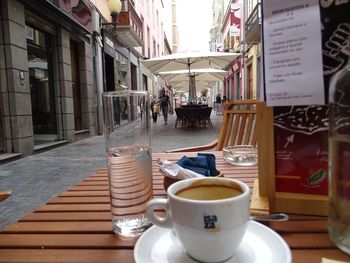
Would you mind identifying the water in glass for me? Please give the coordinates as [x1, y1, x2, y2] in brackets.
[108, 145, 153, 237]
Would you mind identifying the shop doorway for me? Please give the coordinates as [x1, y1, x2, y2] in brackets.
[236, 71, 241, 99]
[143, 74, 148, 91]
[27, 25, 58, 144]
[247, 64, 253, 99]
[105, 54, 115, 91]
[131, 63, 137, 90]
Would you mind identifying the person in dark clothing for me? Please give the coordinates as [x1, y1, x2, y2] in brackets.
[159, 89, 172, 125]
[215, 94, 222, 115]
[215, 94, 221, 104]
[222, 95, 227, 103]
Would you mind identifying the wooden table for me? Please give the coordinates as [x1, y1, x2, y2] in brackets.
[0, 152, 349, 263]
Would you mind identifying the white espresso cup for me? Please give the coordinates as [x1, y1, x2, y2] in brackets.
[146, 177, 250, 263]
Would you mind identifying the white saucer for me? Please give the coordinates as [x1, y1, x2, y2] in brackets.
[134, 220, 291, 263]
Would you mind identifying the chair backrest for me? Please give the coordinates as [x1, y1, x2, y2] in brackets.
[216, 100, 258, 151]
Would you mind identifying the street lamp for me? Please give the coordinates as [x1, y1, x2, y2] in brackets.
[103, 0, 122, 29]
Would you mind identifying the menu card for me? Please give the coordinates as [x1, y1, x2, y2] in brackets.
[262, 0, 324, 106]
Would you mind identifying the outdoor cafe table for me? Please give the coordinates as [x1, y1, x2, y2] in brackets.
[0, 152, 349, 263]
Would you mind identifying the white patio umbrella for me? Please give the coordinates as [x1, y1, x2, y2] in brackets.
[172, 80, 213, 91]
[158, 68, 227, 83]
[141, 51, 240, 73]
[158, 68, 227, 102]
[141, 51, 239, 102]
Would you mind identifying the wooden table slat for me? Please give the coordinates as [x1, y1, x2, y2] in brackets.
[0, 249, 134, 263]
[0, 234, 136, 248]
[2, 222, 114, 233]
[292, 249, 350, 263]
[48, 197, 110, 204]
[60, 191, 110, 197]
[281, 233, 335, 248]
[34, 204, 111, 212]
[20, 212, 112, 222]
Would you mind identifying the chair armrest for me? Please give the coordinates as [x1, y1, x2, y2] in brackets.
[0, 190, 12, 202]
[165, 139, 218, 153]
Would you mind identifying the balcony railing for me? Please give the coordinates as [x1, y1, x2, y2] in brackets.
[116, 1, 143, 47]
[245, 3, 261, 43]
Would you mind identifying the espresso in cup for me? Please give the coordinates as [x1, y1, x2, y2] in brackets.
[175, 182, 242, 201]
[146, 177, 250, 263]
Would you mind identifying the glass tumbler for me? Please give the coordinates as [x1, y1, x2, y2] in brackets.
[328, 50, 350, 254]
[102, 90, 153, 237]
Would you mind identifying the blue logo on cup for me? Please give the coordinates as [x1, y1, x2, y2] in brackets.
[204, 215, 217, 229]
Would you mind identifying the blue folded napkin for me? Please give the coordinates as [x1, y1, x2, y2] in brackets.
[177, 153, 217, 177]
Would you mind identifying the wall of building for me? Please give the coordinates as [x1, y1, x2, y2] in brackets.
[134, 0, 173, 96]
[243, 0, 261, 99]
[0, 0, 95, 156]
[0, 0, 33, 154]
[135, 0, 167, 58]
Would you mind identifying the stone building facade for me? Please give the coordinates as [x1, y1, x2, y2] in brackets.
[0, 0, 95, 156]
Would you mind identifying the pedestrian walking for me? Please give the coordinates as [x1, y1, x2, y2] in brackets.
[200, 91, 208, 105]
[222, 95, 227, 103]
[159, 89, 172, 125]
[150, 94, 159, 123]
[215, 94, 221, 115]
[221, 95, 227, 115]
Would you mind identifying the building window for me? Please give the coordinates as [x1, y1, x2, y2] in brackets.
[236, 71, 241, 99]
[147, 26, 150, 58]
[26, 24, 57, 139]
[247, 63, 253, 99]
[152, 0, 155, 23]
[247, 0, 253, 16]
[116, 52, 128, 86]
[153, 38, 156, 58]
[141, 15, 145, 55]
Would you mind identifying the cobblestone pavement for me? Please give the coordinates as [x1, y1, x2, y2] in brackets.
[0, 111, 222, 230]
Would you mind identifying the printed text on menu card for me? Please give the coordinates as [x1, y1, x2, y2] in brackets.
[263, 0, 324, 106]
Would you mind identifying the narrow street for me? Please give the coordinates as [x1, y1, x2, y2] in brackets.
[0, 112, 222, 230]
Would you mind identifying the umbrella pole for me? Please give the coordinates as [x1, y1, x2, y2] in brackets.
[189, 75, 196, 104]
[187, 61, 195, 104]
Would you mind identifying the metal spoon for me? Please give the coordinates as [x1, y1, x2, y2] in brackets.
[250, 213, 289, 222]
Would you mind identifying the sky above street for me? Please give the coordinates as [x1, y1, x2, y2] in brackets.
[176, 0, 213, 52]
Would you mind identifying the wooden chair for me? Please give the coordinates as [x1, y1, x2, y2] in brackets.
[166, 100, 258, 152]
[0, 190, 12, 202]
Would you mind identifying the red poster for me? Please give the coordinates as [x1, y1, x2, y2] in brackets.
[274, 106, 328, 195]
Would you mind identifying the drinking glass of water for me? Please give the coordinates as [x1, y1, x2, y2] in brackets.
[102, 90, 152, 237]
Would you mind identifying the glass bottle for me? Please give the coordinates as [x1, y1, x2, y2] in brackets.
[328, 50, 350, 255]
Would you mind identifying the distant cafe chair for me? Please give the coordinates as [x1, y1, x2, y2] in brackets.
[199, 107, 213, 128]
[166, 100, 259, 152]
[185, 108, 201, 128]
[175, 108, 187, 128]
